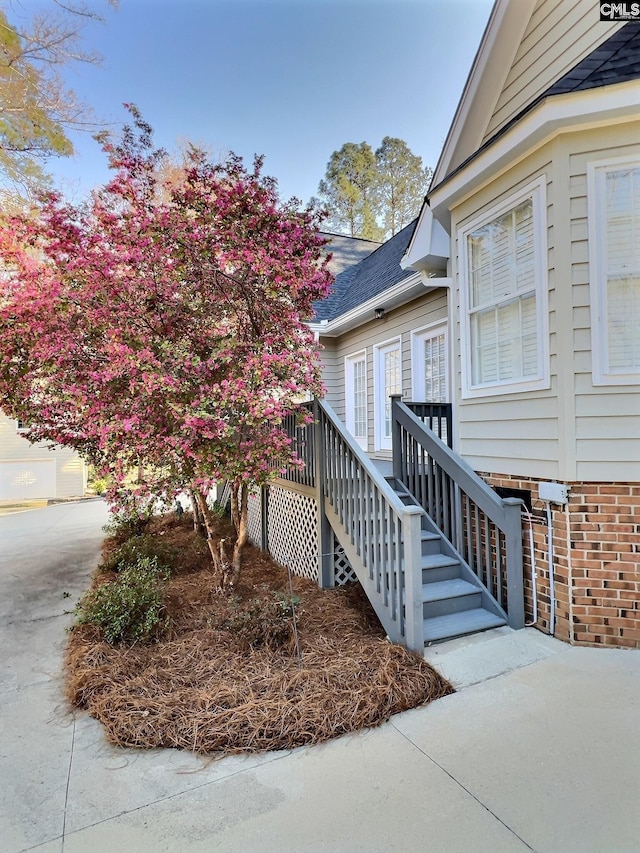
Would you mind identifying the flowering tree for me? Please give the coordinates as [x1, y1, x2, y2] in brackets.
[0, 108, 333, 585]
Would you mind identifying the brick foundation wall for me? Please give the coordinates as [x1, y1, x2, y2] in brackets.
[479, 474, 640, 649]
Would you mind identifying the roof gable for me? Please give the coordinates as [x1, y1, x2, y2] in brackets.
[320, 232, 381, 277]
[431, 0, 535, 188]
[432, 0, 624, 189]
[314, 232, 381, 322]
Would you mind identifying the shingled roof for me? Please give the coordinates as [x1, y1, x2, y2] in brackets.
[320, 232, 381, 276]
[314, 221, 417, 323]
[546, 22, 640, 96]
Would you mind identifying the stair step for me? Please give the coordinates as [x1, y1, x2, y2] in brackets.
[421, 553, 461, 583]
[422, 553, 460, 570]
[378, 530, 439, 544]
[422, 578, 479, 602]
[422, 579, 482, 618]
[423, 608, 506, 644]
[421, 530, 441, 542]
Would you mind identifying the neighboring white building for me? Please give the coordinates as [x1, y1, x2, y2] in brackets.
[0, 412, 87, 501]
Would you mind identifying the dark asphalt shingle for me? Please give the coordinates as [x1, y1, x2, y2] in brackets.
[314, 232, 381, 322]
[313, 221, 417, 323]
[546, 22, 640, 95]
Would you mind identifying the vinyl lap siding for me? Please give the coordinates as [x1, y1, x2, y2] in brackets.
[452, 151, 560, 478]
[453, 127, 640, 482]
[319, 345, 342, 415]
[569, 129, 640, 481]
[483, 0, 621, 143]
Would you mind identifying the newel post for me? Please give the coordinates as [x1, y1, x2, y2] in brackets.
[503, 498, 525, 629]
[403, 506, 425, 651]
[313, 400, 334, 589]
[391, 394, 403, 484]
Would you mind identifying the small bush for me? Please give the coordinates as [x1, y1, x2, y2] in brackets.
[211, 500, 229, 518]
[75, 556, 169, 645]
[103, 503, 155, 541]
[100, 534, 177, 575]
[219, 587, 300, 651]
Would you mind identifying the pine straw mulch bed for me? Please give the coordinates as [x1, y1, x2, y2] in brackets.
[65, 512, 454, 755]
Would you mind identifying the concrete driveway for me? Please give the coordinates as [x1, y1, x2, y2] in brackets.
[1, 501, 639, 853]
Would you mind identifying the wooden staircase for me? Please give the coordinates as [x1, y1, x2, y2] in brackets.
[274, 397, 524, 653]
[387, 478, 506, 644]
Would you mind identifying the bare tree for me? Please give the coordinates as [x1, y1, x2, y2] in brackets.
[0, 0, 117, 200]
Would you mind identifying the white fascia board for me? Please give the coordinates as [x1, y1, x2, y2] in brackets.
[401, 205, 451, 271]
[313, 273, 451, 338]
[430, 80, 640, 222]
[432, 0, 535, 188]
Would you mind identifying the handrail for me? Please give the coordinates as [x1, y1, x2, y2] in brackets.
[392, 397, 524, 628]
[316, 398, 425, 650]
[272, 401, 316, 489]
[393, 401, 513, 530]
[318, 400, 411, 516]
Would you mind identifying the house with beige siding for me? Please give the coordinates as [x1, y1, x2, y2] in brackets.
[403, 0, 640, 648]
[246, 0, 640, 650]
[0, 412, 87, 501]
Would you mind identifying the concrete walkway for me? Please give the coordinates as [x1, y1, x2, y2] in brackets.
[1, 502, 639, 853]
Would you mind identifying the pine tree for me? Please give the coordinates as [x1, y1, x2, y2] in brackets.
[375, 137, 432, 238]
[317, 137, 431, 240]
[316, 142, 382, 240]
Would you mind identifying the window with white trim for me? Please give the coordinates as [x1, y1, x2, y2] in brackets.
[374, 339, 401, 451]
[411, 323, 448, 403]
[459, 178, 549, 397]
[345, 351, 368, 449]
[588, 157, 640, 384]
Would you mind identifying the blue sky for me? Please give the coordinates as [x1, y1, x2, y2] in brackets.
[30, 0, 495, 204]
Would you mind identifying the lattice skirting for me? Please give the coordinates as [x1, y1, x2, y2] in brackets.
[246, 485, 357, 586]
[247, 490, 262, 548]
[333, 537, 357, 586]
[266, 486, 318, 582]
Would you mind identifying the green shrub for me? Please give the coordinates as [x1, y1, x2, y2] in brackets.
[90, 475, 111, 495]
[75, 556, 169, 645]
[211, 500, 229, 518]
[101, 534, 177, 575]
[103, 502, 155, 540]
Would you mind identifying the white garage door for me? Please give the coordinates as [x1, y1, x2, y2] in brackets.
[0, 460, 57, 501]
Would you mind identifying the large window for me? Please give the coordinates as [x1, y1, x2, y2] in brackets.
[588, 157, 640, 385]
[345, 351, 367, 449]
[459, 178, 549, 397]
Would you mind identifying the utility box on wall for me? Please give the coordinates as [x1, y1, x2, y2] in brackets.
[538, 482, 569, 505]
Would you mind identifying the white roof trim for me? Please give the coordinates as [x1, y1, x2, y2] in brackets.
[431, 0, 536, 188]
[310, 274, 451, 338]
[429, 79, 640, 222]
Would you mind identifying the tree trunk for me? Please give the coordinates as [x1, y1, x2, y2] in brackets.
[231, 482, 249, 587]
[230, 477, 240, 533]
[190, 488, 204, 534]
[194, 490, 222, 573]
